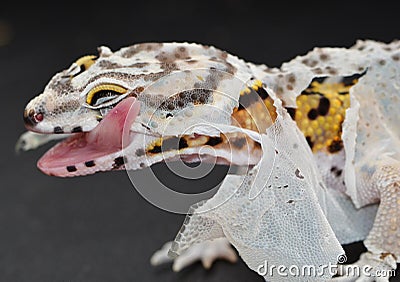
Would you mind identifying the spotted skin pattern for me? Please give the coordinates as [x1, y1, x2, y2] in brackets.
[291, 80, 353, 153]
[20, 41, 400, 281]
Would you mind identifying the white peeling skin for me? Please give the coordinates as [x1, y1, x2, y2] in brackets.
[167, 40, 400, 280]
[171, 101, 344, 281]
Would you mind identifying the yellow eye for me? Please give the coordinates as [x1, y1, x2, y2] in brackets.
[75, 55, 97, 71]
[86, 84, 128, 106]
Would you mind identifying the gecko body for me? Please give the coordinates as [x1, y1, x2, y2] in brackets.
[19, 41, 400, 281]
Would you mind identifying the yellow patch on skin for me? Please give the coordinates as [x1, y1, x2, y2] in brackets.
[146, 138, 163, 152]
[232, 95, 276, 132]
[240, 87, 251, 95]
[75, 55, 97, 70]
[251, 79, 263, 91]
[185, 135, 209, 147]
[240, 80, 264, 95]
[232, 79, 352, 154]
[294, 80, 353, 153]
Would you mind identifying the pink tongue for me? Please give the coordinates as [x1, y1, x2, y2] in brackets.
[38, 97, 140, 172]
[86, 97, 140, 149]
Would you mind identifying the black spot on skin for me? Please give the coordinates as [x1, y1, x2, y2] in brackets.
[330, 166, 343, 177]
[328, 139, 344, 153]
[205, 137, 223, 146]
[148, 137, 188, 154]
[285, 107, 296, 120]
[238, 86, 270, 110]
[79, 64, 86, 73]
[66, 165, 77, 172]
[178, 138, 189, 149]
[255, 86, 269, 100]
[232, 138, 246, 148]
[85, 160, 95, 167]
[149, 145, 162, 154]
[317, 97, 330, 116]
[342, 73, 365, 86]
[72, 126, 83, 133]
[113, 156, 126, 168]
[141, 123, 151, 131]
[54, 126, 64, 133]
[305, 136, 314, 149]
[295, 168, 304, 179]
[287, 199, 294, 204]
[166, 113, 173, 118]
[135, 148, 145, 157]
[238, 90, 257, 109]
[162, 137, 188, 151]
[190, 93, 198, 101]
[307, 109, 318, 120]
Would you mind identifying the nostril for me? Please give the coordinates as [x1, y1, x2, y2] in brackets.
[23, 109, 44, 126]
[34, 112, 44, 122]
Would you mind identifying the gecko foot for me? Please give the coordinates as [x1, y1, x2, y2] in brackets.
[15, 131, 68, 153]
[150, 238, 238, 272]
[332, 252, 396, 282]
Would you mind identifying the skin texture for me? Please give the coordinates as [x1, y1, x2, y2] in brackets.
[19, 41, 400, 281]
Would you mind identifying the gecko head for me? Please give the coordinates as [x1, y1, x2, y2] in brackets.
[23, 43, 265, 177]
[23, 47, 139, 134]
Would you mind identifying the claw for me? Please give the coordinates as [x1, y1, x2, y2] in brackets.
[150, 241, 174, 266]
[151, 238, 238, 272]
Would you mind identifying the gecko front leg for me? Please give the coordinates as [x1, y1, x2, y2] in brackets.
[334, 162, 400, 281]
[150, 238, 238, 272]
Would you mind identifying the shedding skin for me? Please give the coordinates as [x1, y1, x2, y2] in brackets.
[18, 40, 400, 281]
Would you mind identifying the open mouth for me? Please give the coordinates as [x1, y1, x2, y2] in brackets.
[37, 97, 141, 177]
[36, 97, 262, 177]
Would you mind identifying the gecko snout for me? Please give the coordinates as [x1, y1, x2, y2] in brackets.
[23, 108, 44, 128]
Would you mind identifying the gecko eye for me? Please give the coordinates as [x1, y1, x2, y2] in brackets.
[85, 84, 128, 109]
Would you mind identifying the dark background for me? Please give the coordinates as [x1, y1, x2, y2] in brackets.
[0, 1, 398, 281]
